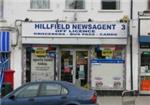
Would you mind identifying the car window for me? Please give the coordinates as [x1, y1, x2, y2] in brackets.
[61, 87, 68, 95]
[13, 84, 39, 98]
[40, 83, 61, 96]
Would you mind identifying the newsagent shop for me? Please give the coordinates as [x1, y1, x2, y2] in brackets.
[20, 21, 130, 91]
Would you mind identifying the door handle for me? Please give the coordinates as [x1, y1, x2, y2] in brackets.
[28, 98, 35, 101]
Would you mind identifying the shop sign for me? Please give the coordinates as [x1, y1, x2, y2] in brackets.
[22, 22, 127, 38]
[91, 59, 125, 63]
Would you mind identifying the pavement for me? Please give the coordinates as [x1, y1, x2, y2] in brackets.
[97, 96, 150, 105]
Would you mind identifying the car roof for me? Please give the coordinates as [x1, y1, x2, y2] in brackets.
[27, 80, 71, 84]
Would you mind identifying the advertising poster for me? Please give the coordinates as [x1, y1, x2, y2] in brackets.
[31, 47, 54, 81]
[91, 61, 124, 90]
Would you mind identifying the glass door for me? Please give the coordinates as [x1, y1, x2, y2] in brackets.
[75, 51, 88, 87]
[60, 50, 89, 87]
[60, 51, 74, 83]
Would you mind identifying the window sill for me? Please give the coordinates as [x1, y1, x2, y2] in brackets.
[98, 10, 123, 13]
[0, 19, 7, 22]
[28, 9, 53, 12]
[64, 9, 88, 12]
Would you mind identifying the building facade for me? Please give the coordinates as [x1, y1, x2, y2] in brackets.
[132, 0, 150, 94]
[1, 0, 135, 92]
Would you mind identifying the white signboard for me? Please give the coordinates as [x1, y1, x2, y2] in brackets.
[22, 22, 127, 38]
[91, 60, 124, 90]
[31, 53, 54, 81]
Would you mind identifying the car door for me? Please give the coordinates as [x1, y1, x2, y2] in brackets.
[35, 83, 69, 105]
[2, 83, 40, 105]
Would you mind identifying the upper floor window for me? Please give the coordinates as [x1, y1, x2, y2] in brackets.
[30, 0, 50, 9]
[101, 0, 120, 10]
[148, 0, 150, 10]
[66, 0, 85, 10]
[0, 0, 3, 18]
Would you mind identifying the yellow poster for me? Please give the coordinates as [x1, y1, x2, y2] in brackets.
[35, 48, 47, 57]
[102, 49, 113, 57]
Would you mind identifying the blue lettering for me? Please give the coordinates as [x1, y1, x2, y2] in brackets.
[66, 24, 70, 29]
[35, 24, 40, 29]
[72, 24, 77, 29]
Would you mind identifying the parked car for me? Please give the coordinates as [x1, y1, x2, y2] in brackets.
[1, 81, 98, 105]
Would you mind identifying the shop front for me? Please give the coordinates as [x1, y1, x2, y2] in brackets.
[91, 45, 126, 90]
[139, 36, 150, 94]
[21, 21, 128, 89]
[138, 15, 150, 94]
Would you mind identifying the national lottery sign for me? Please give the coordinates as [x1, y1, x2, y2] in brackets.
[22, 22, 127, 38]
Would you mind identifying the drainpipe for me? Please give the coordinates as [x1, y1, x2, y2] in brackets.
[130, 0, 133, 90]
[73, 0, 78, 21]
[130, 35, 133, 90]
[130, 0, 133, 19]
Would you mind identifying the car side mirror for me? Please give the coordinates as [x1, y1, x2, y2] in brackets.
[9, 95, 16, 100]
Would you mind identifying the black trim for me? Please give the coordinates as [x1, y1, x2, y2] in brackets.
[130, 0, 133, 19]
[130, 35, 133, 90]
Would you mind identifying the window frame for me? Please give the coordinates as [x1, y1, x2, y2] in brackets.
[148, 0, 150, 10]
[65, 0, 86, 12]
[30, 0, 51, 10]
[12, 84, 40, 99]
[100, 0, 121, 11]
[39, 83, 69, 97]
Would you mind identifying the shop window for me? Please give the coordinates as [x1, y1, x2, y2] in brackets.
[140, 52, 150, 72]
[101, 0, 120, 10]
[141, 52, 150, 66]
[66, 0, 85, 9]
[0, 0, 3, 19]
[25, 46, 56, 82]
[93, 45, 125, 60]
[30, 0, 50, 9]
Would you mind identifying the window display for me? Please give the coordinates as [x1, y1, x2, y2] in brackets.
[91, 45, 126, 90]
[140, 51, 150, 91]
[93, 45, 125, 60]
[25, 45, 56, 82]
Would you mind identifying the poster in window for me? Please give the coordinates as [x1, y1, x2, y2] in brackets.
[31, 50, 54, 81]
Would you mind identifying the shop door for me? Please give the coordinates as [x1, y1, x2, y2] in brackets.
[60, 50, 88, 87]
[75, 51, 88, 87]
[61, 51, 74, 83]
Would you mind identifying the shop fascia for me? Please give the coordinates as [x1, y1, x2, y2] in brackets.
[22, 22, 127, 38]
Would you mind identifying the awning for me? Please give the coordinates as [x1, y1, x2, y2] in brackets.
[0, 31, 10, 52]
[139, 36, 150, 44]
